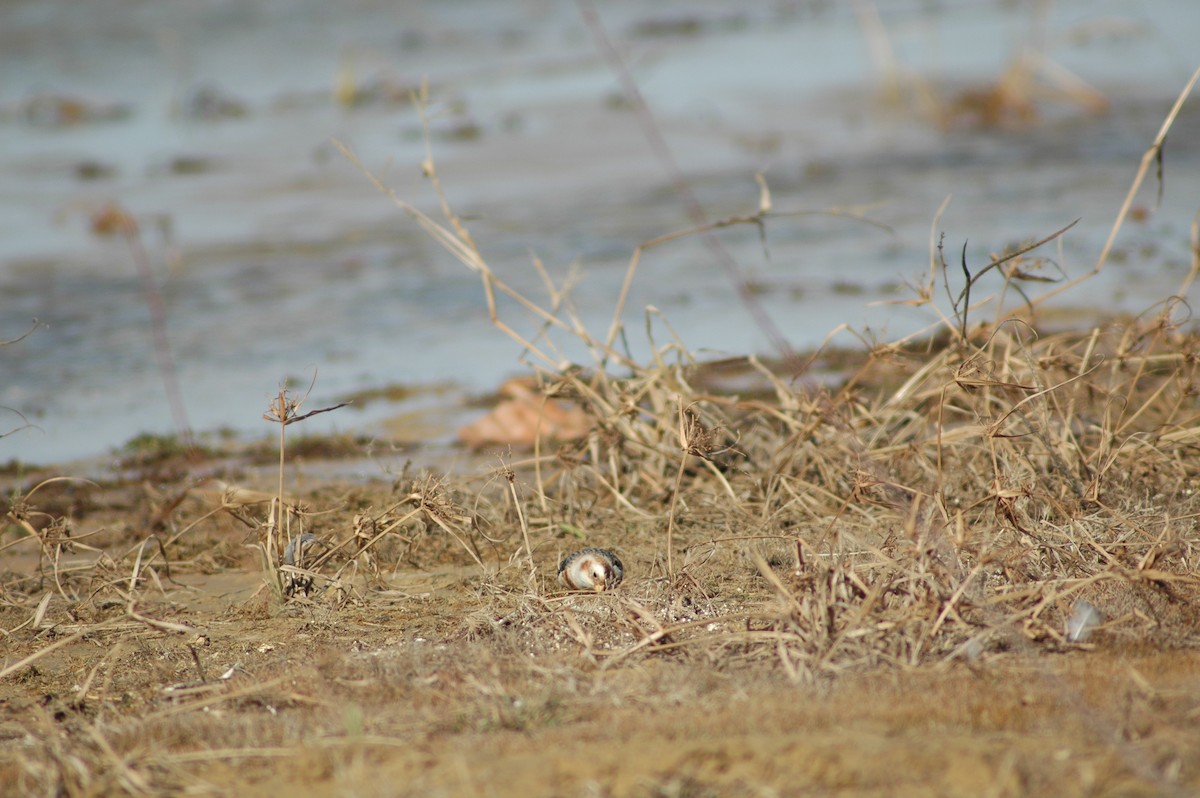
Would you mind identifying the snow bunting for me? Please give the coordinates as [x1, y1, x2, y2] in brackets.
[558, 547, 624, 592]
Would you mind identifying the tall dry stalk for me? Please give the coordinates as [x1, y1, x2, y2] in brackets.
[260, 377, 347, 596]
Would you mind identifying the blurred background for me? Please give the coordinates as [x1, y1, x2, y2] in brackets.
[1, 0, 1198, 466]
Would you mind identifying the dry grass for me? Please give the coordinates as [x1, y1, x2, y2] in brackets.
[4, 75, 1200, 798]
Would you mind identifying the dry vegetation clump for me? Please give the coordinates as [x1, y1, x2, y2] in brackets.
[4, 82, 1200, 796]
[441, 303, 1200, 681]
[9, 305, 1200, 792]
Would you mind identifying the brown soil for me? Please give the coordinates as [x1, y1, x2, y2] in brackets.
[2, 429, 1198, 798]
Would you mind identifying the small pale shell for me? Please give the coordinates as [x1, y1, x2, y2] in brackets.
[1066, 600, 1101, 643]
[558, 547, 624, 592]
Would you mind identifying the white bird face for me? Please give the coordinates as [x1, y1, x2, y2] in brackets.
[586, 559, 610, 592]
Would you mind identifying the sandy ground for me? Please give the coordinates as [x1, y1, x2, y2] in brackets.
[1, 460, 1197, 798]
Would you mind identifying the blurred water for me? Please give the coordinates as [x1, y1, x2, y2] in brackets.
[1, 0, 1198, 465]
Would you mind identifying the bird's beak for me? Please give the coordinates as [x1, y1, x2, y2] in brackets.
[593, 576, 606, 593]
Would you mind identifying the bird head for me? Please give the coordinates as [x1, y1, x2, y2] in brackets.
[589, 561, 609, 592]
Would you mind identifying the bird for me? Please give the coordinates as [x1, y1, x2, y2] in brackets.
[557, 547, 624, 592]
[283, 533, 326, 567]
